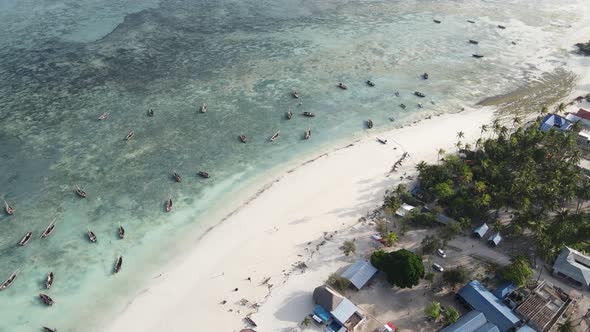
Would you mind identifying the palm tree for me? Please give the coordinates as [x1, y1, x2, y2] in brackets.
[492, 119, 502, 137]
[437, 148, 446, 161]
[557, 318, 575, 332]
[556, 102, 566, 114]
[576, 180, 590, 214]
[416, 161, 428, 172]
[457, 131, 465, 140]
[512, 116, 521, 132]
[464, 143, 472, 151]
[475, 138, 483, 149]
[540, 105, 548, 116]
[455, 141, 462, 150]
[479, 124, 488, 139]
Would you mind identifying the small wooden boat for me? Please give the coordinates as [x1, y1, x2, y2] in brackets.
[75, 185, 87, 198]
[19, 232, 33, 246]
[0, 271, 18, 291]
[147, 109, 154, 117]
[165, 197, 173, 213]
[304, 128, 311, 140]
[433, 19, 441, 24]
[367, 120, 374, 129]
[98, 112, 109, 120]
[302, 112, 315, 117]
[389, 117, 396, 122]
[418, 103, 424, 109]
[239, 135, 248, 143]
[42, 326, 56, 332]
[377, 138, 387, 144]
[366, 80, 375, 87]
[292, 90, 300, 99]
[125, 131, 135, 140]
[270, 130, 280, 142]
[4, 200, 14, 215]
[286, 111, 293, 120]
[511, 41, 517, 45]
[394, 91, 400, 97]
[114, 256, 123, 274]
[198, 171, 210, 179]
[40, 218, 57, 239]
[118, 225, 125, 239]
[337, 83, 348, 90]
[39, 293, 54, 306]
[200, 103, 207, 113]
[497, 25, 506, 29]
[399, 104, 406, 109]
[422, 73, 429, 80]
[469, 39, 479, 44]
[472, 54, 484, 58]
[173, 171, 182, 183]
[87, 230, 97, 243]
[46, 272, 54, 289]
[414, 91, 426, 98]
[467, 20, 475, 23]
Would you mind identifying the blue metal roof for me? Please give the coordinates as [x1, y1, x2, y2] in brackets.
[458, 281, 520, 332]
[473, 223, 489, 238]
[441, 310, 489, 332]
[540, 114, 572, 132]
[515, 325, 536, 332]
[492, 282, 515, 300]
[341, 259, 378, 289]
[314, 304, 331, 322]
[475, 322, 501, 332]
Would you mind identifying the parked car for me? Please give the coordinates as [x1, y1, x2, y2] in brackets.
[432, 263, 444, 272]
[437, 249, 446, 258]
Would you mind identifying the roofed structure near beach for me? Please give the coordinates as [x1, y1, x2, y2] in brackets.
[312, 285, 365, 330]
[552, 246, 590, 288]
[341, 259, 378, 290]
[473, 223, 489, 238]
[540, 114, 572, 132]
[488, 232, 502, 247]
[566, 108, 590, 127]
[395, 203, 415, 217]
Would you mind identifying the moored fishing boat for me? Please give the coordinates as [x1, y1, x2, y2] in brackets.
[114, 256, 123, 274]
[497, 25, 506, 29]
[125, 130, 135, 140]
[18, 232, 33, 246]
[472, 54, 484, 58]
[286, 111, 293, 120]
[39, 293, 54, 306]
[469, 39, 479, 44]
[173, 171, 182, 183]
[40, 218, 57, 238]
[200, 103, 207, 113]
[98, 112, 109, 120]
[165, 197, 173, 212]
[367, 119, 374, 129]
[270, 130, 280, 142]
[304, 128, 311, 140]
[4, 200, 13, 215]
[399, 104, 406, 109]
[119, 225, 125, 239]
[366, 80, 375, 87]
[433, 19, 441, 24]
[42, 326, 56, 332]
[239, 135, 248, 143]
[467, 20, 475, 23]
[87, 230, 97, 243]
[422, 72, 429, 79]
[377, 138, 387, 144]
[394, 91, 400, 97]
[46, 272, 54, 289]
[302, 112, 315, 117]
[147, 109, 154, 117]
[337, 82, 348, 90]
[198, 171, 210, 178]
[292, 90, 300, 99]
[0, 270, 18, 291]
[414, 91, 426, 98]
[75, 185, 87, 198]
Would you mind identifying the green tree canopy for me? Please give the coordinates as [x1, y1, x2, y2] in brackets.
[444, 307, 460, 325]
[501, 257, 533, 287]
[340, 240, 356, 256]
[442, 266, 467, 287]
[371, 249, 425, 288]
[424, 301, 441, 319]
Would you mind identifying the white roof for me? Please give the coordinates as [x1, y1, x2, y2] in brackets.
[341, 259, 378, 289]
[553, 246, 590, 287]
[395, 203, 416, 217]
[331, 298, 360, 325]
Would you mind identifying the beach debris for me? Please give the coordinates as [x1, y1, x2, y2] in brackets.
[377, 138, 387, 144]
[220, 300, 227, 305]
[394, 91, 400, 97]
[233, 287, 239, 292]
[261, 277, 271, 286]
[422, 72, 429, 79]
[399, 104, 406, 109]
[417, 103, 423, 108]
[239, 298, 249, 306]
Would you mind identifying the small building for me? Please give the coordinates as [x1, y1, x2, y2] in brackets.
[341, 259, 378, 290]
[493, 282, 515, 300]
[441, 310, 498, 332]
[473, 223, 489, 238]
[395, 203, 415, 217]
[312, 285, 365, 330]
[540, 114, 572, 133]
[551, 246, 590, 289]
[437, 213, 455, 226]
[488, 232, 502, 247]
[456, 280, 521, 332]
[565, 108, 590, 128]
[514, 281, 571, 332]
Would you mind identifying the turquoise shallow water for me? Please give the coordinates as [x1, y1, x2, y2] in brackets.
[0, 0, 584, 330]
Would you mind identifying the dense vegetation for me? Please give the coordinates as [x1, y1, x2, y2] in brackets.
[415, 119, 590, 260]
[371, 249, 425, 288]
[501, 257, 533, 287]
[575, 40, 590, 56]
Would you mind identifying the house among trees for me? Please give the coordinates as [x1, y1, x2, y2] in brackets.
[565, 108, 590, 128]
[551, 246, 590, 289]
[472, 223, 489, 238]
[312, 285, 365, 331]
[340, 259, 378, 290]
[487, 232, 502, 247]
[395, 203, 415, 217]
[539, 114, 572, 133]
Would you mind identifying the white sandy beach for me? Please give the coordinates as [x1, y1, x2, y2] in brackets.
[107, 106, 494, 332]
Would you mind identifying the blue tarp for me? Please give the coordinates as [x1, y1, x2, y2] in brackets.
[458, 281, 520, 332]
[314, 304, 331, 322]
